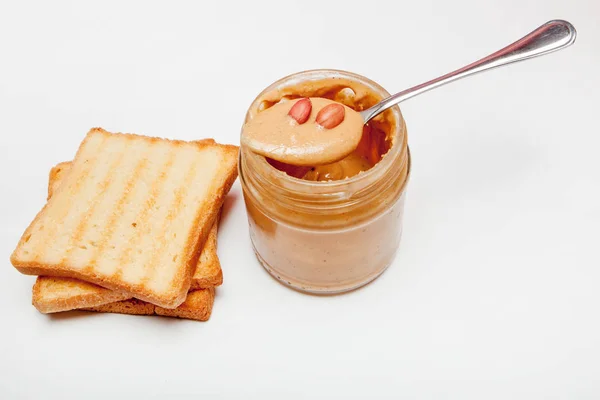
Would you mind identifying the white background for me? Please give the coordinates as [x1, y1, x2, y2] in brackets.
[1, 1, 599, 399]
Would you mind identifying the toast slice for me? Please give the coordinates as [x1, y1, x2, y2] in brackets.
[84, 288, 215, 321]
[12, 128, 238, 308]
[32, 218, 222, 313]
[33, 161, 225, 313]
[50, 160, 224, 289]
[50, 160, 223, 289]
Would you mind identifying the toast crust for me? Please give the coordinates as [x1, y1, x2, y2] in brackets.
[85, 298, 155, 315]
[84, 288, 215, 321]
[11, 128, 238, 308]
[191, 211, 223, 289]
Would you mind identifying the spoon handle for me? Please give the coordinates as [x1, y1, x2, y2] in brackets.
[360, 20, 577, 122]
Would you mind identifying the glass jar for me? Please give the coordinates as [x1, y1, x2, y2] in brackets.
[239, 69, 410, 294]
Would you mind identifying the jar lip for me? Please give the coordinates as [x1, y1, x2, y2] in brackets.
[243, 68, 407, 191]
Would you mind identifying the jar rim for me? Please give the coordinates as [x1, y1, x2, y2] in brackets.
[242, 68, 407, 194]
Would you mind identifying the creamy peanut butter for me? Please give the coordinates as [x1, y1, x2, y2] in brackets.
[244, 77, 395, 182]
[242, 97, 364, 166]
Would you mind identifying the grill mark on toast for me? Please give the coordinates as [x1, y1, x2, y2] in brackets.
[85, 156, 150, 276]
[32, 133, 109, 262]
[59, 147, 128, 266]
[116, 147, 178, 275]
[142, 155, 200, 291]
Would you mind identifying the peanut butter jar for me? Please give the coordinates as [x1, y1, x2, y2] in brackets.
[240, 69, 410, 294]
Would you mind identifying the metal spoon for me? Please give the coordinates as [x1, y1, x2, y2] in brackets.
[359, 20, 577, 123]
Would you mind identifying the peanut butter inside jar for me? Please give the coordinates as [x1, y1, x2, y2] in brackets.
[240, 70, 410, 293]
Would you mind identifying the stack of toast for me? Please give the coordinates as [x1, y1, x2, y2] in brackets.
[10, 128, 239, 321]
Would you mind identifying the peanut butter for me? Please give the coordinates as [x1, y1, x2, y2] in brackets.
[244, 77, 396, 182]
[242, 97, 364, 166]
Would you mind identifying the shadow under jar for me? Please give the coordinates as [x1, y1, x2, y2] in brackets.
[239, 69, 410, 294]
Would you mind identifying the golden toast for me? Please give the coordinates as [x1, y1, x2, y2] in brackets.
[50, 161, 223, 289]
[33, 161, 225, 314]
[12, 128, 238, 308]
[32, 219, 221, 313]
[33, 163, 223, 314]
